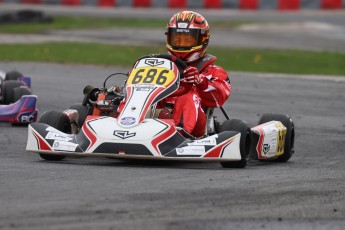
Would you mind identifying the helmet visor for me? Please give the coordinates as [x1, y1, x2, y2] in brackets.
[167, 28, 201, 50]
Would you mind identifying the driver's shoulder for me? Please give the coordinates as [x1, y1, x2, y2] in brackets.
[191, 54, 218, 72]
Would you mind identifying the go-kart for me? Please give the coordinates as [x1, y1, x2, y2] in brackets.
[26, 54, 294, 168]
[0, 70, 37, 125]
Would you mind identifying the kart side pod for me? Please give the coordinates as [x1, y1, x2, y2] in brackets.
[251, 121, 287, 160]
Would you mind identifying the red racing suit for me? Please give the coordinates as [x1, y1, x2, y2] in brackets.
[117, 54, 231, 137]
[164, 54, 231, 137]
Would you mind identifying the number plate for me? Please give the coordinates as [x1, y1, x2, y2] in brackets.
[127, 67, 176, 87]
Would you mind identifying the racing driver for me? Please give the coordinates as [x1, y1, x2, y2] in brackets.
[163, 10, 231, 137]
[117, 11, 231, 138]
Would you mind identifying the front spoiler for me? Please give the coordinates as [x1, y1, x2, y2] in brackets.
[29, 150, 242, 162]
[27, 117, 243, 162]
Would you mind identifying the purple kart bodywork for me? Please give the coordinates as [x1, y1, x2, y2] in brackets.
[0, 95, 37, 124]
[19, 76, 31, 88]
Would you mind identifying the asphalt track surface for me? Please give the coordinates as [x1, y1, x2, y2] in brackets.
[1, 61, 345, 230]
[1, 4, 345, 230]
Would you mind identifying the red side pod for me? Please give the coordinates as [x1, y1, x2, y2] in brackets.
[255, 126, 265, 159]
[151, 120, 176, 155]
[321, 0, 342, 9]
[133, 0, 151, 7]
[204, 138, 234, 158]
[278, 0, 300, 10]
[168, 0, 187, 8]
[239, 0, 258, 9]
[32, 131, 52, 151]
[61, 0, 80, 5]
[204, 0, 222, 8]
[83, 116, 99, 151]
[98, 0, 116, 7]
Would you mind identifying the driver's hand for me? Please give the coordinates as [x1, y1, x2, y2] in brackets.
[108, 85, 122, 94]
[182, 66, 208, 90]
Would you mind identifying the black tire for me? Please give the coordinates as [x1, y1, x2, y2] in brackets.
[219, 119, 251, 168]
[13, 87, 31, 102]
[5, 71, 23, 81]
[258, 113, 295, 162]
[38, 111, 71, 161]
[68, 103, 89, 127]
[2, 80, 26, 104]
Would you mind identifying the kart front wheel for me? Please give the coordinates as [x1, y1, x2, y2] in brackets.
[5, 71, 22, 81]
[219, 119, 251, 168]
[38, 111, 71, 161]
[258, 113, 295, 162]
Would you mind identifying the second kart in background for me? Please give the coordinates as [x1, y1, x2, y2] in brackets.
[0, 70, 37, 125]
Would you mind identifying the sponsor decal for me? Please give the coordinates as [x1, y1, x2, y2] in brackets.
[193, 94, 200, 107]
[187, 137, 217, 146]
[176, 28, 189, 32]
[177, 23, 188, 28]
[19, 114, 35, 123]
[46, 132, 73, 142]
[52, 140, 78, 152]
[176, 146, 205, 156]
[45, 127, 64, 134]
[177, 148, 184, 154]
[275, 122, 286, 156]
[114, 130, 136, 139]
[144, 59, 165, 67]
[263, 144, 270, 155]
[135, 85, 155, 92]
[120, 117, 136, 126]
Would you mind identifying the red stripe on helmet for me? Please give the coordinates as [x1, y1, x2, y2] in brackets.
[278, 0, 300, 10]
[133, 0, 151, 7]
[239, 0, 258, 9]
[321, 0, 342, 9]
[98, 0, 116, 7]
[168, 0, 187, 8]
[204, 0, 222, 8]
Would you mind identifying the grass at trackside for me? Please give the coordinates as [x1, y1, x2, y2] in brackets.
[211, 47, 345, 76]
[1, 42, 345, 76]
[0, 16, 247, 34]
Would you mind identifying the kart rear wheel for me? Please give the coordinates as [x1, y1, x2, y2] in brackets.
[1, 80, 26, 104]
[38, 111, 71, 161]
[219, 119, 251, 168]
[13, 87, 31, 102]
[5, 71, 23, 81]
[68, 103, 89, 128]
[258, 113, 295, 162]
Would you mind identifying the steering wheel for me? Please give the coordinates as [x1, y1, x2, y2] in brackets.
[137, 54, 191, 97]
